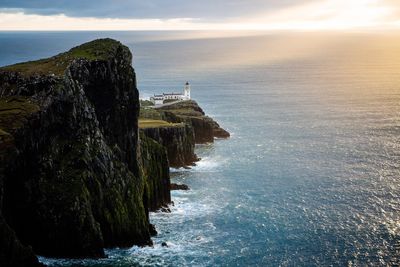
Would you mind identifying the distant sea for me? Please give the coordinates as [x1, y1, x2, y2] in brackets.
[1, 31, 400, 266]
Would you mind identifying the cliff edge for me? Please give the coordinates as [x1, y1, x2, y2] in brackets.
[0, 39, 161, 262]
[139, 119, 198, 168]
[154, 100, 230, 143]
[139, 100, 229, 168]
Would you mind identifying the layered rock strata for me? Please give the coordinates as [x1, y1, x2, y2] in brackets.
[140, 132, 171, 212]
[140, 123, 198, 168]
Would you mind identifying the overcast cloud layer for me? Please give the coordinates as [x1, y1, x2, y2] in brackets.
[0, 0, 315, 19]
[1, 0, 399, 31]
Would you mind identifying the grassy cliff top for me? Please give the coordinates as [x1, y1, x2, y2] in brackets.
[157, 100, 205, 117]
[139, 119, 183, 129]
[0, 38, 126, 76]
[0, 97, 40, 140]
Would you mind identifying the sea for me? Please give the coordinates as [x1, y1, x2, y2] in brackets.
[0, 31, 399, 266]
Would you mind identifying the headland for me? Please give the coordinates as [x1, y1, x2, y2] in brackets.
[0, 38, 229, 266]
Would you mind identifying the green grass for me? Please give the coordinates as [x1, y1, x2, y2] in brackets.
[1, 38, 123, 76]
[138, 119, 183, 129]
[160, 108, 203, 117]
[0, 97, 40, 134]
[163, 99, 179, 104]
[140, 100, 154, 107]
[139, 108, 163, 120]
[156, 100, 204, 117]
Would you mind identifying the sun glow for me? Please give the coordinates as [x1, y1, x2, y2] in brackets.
[0, 0, 399, 31]
[222, 0, 398, 31]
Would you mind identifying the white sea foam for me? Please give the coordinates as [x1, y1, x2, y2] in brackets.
[169, 155, 225, 173]
[191, 156, 226, 172]
[27, 31, 400, 267]
[151, 196, 216, 222]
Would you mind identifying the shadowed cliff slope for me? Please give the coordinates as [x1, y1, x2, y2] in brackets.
[140, 132, 171, 212]
[0, 39, 168, 263]
[139, 120, 198, 168]
[0, 98, 43, 266]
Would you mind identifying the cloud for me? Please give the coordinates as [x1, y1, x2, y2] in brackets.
[0, 12, 216, 30]
[0, 0, 399, 31]
[0, 0, 313, 19]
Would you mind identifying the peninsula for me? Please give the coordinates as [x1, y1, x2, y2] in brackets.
[0, 39, 229, 266]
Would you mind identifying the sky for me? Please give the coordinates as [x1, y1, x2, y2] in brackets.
[0, 0, 400, 31]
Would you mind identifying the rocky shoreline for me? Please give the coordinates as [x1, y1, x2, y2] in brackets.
[0, 39, 229, 266]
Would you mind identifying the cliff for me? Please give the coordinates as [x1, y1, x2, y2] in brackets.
[140, 132, 171, 212]
[0, 39, 170, 262]
[139, 120, 198, 168]
[0, 98, 43, 266]
[138, 100, 228, 168]
[157, 100, 230, 143]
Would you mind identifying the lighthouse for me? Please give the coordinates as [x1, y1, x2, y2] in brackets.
[150, 82, 191, 105]
[184, 82, 191, 100]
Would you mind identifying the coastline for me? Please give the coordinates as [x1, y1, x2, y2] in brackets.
[38, 139, 227, 266]
[0, 38, 229, 266]
[1, 30, 399, 266]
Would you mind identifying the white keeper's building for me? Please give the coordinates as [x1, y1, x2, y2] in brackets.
[150, 82, 191, 105]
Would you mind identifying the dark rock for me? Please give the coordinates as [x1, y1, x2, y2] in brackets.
[157, 100, 230, 144]
[0, 98, 45, 266]
[140, 124, 198, 168]
[0, 214, 44, 267]
[0, 39, 163, 260]
[208, 119, 230, 139]
[140, 132, 171, 212]
[139, 100, 227, 170]
[161, 242, 168, 247]
[148, 224, 157, 237]
[160, 207, 171, 213]
[170, 183, 190, 191]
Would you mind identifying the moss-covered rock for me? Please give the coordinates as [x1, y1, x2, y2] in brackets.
[1, 39, 126, 77]
[0, 39, 153, 261]
[0, 98, 44, 267]
[139, 119, 183, 129]
[140, 132, 171, 212]
[156, 100, 230, 143]
[138, 100, 228, 167]
[140, 121, 198, 168]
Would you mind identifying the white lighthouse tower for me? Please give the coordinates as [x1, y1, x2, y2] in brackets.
[184, 82, 191, 100]
[150, 82, 191, 105]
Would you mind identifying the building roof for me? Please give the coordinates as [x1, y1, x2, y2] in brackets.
[164, 93, 183, 96]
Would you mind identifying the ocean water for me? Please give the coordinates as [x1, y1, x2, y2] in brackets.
[1, 31, 400, 266]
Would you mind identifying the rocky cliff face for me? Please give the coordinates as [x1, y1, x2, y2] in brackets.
[140, 124, 198, 168]
[140, 133, 171, 212]
[0, 39, 169, 262]
[0, 100, 43, 266]
[157, 100, 230, 143]
[138, 100, 228, 168]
